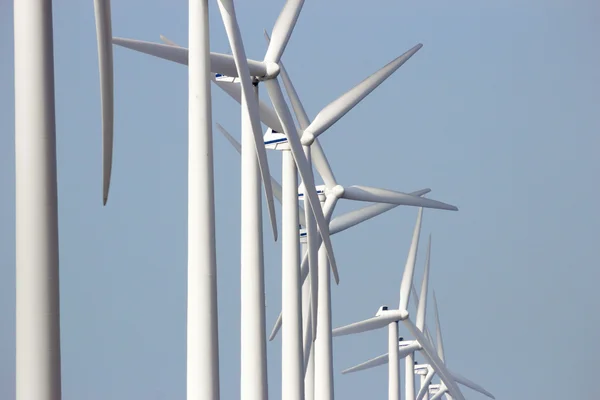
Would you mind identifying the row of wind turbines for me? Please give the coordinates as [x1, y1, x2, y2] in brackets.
[12, 0, 493, 399]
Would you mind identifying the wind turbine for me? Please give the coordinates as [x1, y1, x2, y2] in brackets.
[13, 0, 115, 398]
[337, 256, 495, 400]
[335, 230, 434, 400]
[332, 208, 466, 400]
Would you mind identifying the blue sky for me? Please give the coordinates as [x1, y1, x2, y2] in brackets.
[1, 1, 599, 399]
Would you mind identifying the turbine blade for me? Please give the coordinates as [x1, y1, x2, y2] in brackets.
[159, 34, 179, 46]
[342, 353, 389, 374]
[329, 189, 431, 235]
[416, 367, 436, 400]
[450, 370, 495, 399]
[304, 194, 319, 340]
[412, 283, 436, 347]
[343, 186, 458, 211]
[399, 208, 424, 311]
[94, 0, 114, 205]
[217, 0, 278, 241]
[425, 327, 434, 348]
[340, 339, 419, 375]
[333, 312, 406, 337]
[303, 297, 313, 368]
[264, 0, 305, 64]
[269, 312, 282, 342]
[112, 37, 268, 77]
[211, 76, 284, 132]
[402, 318, 465, 400]
[215, 122, 241, 154]
[433, 290, 446, 362]
[416, 235, 432, 331]
[310, 142, 338, 189]
[264, 78, 339, 282]
[300, 248, 309, 283]
[303, 44, 423, 140]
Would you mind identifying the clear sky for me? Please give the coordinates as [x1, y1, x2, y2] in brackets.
[1, 1, 599, 399]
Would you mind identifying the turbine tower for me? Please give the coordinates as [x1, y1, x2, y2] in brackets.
[14, 0, 63, 397]
[187, 0, 220, 398]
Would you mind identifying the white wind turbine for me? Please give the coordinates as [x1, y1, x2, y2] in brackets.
[337, 285, 435, 396]
[335, 229, 435, 400]
[331, 209, 466, 400]
[209, 39, 437, 370]
[337, 254, 495, 400]
[14, 0, 115, 398]
[190, 30, 428, 393]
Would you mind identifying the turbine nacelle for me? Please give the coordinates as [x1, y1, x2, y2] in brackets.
[215, 73, 239, 84]
[299, 226, 307, 244]
[399, 338, 416, 347]
[429, 383, 442, 395]
[263, 128, 289, 150]
[414, 363, 431, 375]
[374, 306, 409, 321]
[299, 184, 326, 202]
[375, 305, 391, 317]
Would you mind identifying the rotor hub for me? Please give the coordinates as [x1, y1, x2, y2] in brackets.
[300, 130, 315, 146]
[263, 62, 280, 80]
[328, 185, 345, 199]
